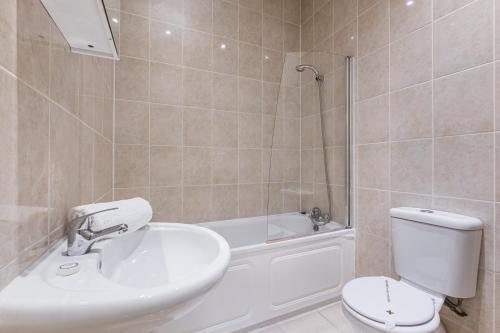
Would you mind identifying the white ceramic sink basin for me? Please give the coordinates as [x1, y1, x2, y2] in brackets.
[0, 223, 230, 333]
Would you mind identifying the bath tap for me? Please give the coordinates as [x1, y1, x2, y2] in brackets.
[67, 207, 128, 256]
[309, 207, 331, 231]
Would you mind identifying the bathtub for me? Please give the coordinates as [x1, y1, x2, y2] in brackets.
[159, 213, 355, 333]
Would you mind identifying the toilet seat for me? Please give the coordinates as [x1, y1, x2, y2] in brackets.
[342, 277, 441, 333]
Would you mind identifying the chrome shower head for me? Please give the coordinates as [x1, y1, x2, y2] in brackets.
[295, 64, 323, 81]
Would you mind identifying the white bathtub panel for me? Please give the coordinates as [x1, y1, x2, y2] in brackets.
[159, 228, 355, 333]
[270, 246, 342, 306]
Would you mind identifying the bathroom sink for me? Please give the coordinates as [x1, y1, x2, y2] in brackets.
[0, 223, 230, 333]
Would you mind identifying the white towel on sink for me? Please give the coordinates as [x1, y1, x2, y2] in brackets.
[68, 197, 153, 232]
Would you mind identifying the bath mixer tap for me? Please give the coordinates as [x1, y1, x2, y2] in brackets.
[309, 207, 331, 231]
[67, 207, 128, 256]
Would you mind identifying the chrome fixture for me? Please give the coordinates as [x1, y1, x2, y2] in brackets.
[67, 207, 128, 256]
[345, 56, 354, 229]
[295, 64, 323, 81]
[309, 207, 331, 231]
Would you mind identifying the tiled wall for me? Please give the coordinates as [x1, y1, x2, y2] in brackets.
[0, 0, 114, 289]
[110, 0, 301, 222]
[350, 0, 498, 331]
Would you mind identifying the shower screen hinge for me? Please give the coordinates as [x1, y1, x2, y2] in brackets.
[444, 297, 467, 317]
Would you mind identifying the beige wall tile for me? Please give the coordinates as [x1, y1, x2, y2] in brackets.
[263, 83, 281, 115]
[115, 100, 149, 144]
[433, 0, 474, 19]
[358, 46, 390, 100]
[434, 64, 494, 137]
[284, 23, 301, 52]
[49, 104, 80, 231]
[358, 0, 389, 58]
[284, 0, 300, 24]
[212, 148, 238, 184]
[183, 30, 213, 70]
[150, 146, 182, 187]
[183, 68, 212, 107]
[213, 0, 238, 39]
[151, 0, 184, 25]
[390, 83, 432, 140]
[239, 7, 262, 45]
[356, 231, 391, 277]
[150, 187, 182, 222]
[239, 42, 263, 79]
[391, 139, 432, 194]
[497, 133, 500, 202]
[183, 147, 212, 185]
[211, 185, 238, 219]
[301, 0, 314, 23]
[390, 0, 431, 40]
[334, 0, 356, 33]
[93, 134, 112, 200]
[357, 189, 390, 239]
[50, 47, 79, 115]
[356, 94, 389, 144]
[0, 0, 17, 73]
[213, 73, 238, 111]
[263, 16, 283, 51]
[357, 143, 390, 189]
[239, 113, 262, 148]
[114, 187, 150, 201]
[120, 13, 149, 58]
[116, 56, 149, 101]
[150, 21, 182, 65]
[183, 107, 212, 146]
[301, 18, 314, 52]
[390, 25, 432, 91]
[114, 144, 149, 188]
[183, 186, 211, 222]
[150, 104, 182, 145]
[263, 49, 284, 83]
[150, 62, 183, 105]
[239, 149, 262, 183]
[313, 1, 333, 46]
[334, 22, 357, 67]
[434, 134, 494, 201]
[238, 184, 263, 217]
[213, 37, 238, 75]
[239, 78, 262, 113]
[433, 0, 493, 78]
[121, 0, 150, 16]
[264, 0, 282, 18]
[184, 0, 213, 32]
[213, 111, 238, 147]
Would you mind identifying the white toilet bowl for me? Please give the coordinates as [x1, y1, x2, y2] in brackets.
[341, 277, 447, 333]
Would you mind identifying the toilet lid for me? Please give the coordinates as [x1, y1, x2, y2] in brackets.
[342, 277, 435, 327]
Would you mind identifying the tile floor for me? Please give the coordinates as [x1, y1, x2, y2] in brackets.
[249, 302, 355, 333]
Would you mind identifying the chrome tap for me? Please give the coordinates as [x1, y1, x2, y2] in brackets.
[67, 207, 128, 256]
[309, 207, 331, 231]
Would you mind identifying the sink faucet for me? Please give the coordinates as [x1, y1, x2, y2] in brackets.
[67, 207, 128, 256]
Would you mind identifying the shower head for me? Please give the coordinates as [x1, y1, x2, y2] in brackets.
[295, 64, 323, 81]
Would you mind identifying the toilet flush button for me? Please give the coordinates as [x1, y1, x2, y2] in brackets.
[57, 262, 80, 276]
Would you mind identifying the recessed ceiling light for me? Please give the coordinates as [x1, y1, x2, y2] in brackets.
[165, 30, 172, 35]
[220, 43, 226, 49]
[406, 0, 414, 6]
[112, 17, 119, 23]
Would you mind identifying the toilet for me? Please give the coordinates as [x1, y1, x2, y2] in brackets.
[342, 207, 483, 333]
